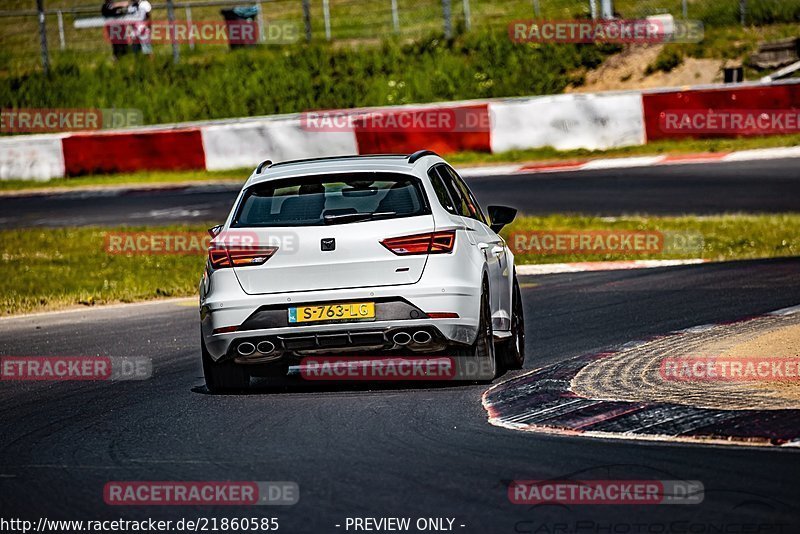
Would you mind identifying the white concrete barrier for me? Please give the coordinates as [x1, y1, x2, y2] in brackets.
[0, 135, 66, 181]
[200, 118, 359, 171]
[489, 92, 646, 153]
[7, 81, 797, 180]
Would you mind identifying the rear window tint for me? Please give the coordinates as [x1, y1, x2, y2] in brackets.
[427, 166, 457, 214]
[232, 173, 429, 227]
[436, 166, 471, 218]
[445, 166, 487, 224]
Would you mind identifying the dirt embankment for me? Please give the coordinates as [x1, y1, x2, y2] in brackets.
[566, 44, 725, 93]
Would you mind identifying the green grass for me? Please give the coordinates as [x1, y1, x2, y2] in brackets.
[0, 168, 249, 192]
[2, 215, 798, 315]
[503, 214, 800, 264]
[2, 7, 798, 126]
[0, 226, 207, 315]
[680, 23, 800, 60]
[1, 133, 799, 193]
[0, 30, 616, 125]
[5, 0, 795, 69]
[645, 46, 685, 75]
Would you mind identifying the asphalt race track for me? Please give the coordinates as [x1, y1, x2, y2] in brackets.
[2, 258, 799, 531]
[3, 158, 800, 228]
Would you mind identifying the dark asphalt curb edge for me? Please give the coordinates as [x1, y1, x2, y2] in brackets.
[482, 305, 800, 448]
[0, 180, 243, 199]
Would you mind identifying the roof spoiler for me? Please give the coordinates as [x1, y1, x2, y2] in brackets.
[407, 150, 439, 164]
[254, 151, 439, 173]
[255, 159, 273, 173]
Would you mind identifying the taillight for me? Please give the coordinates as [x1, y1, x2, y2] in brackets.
[212, 325, 239, 335]
[380, 231, 456, 255]
[208, 245, 278, 269]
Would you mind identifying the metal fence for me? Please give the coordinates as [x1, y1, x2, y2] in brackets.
[2, 0, 799, 74]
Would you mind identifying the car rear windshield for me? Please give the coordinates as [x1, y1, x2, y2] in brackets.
[232, 172, 430, 227]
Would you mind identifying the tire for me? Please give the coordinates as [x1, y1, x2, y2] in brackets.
[202, 337, 250, 393]
[497, 274, 525, 370]
[454, 278, 496, 381]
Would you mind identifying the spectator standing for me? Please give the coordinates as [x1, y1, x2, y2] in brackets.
[102, 0, 131, 58]
[129, 0, 153, 55]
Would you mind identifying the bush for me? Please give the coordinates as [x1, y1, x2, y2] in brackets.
[694, 0, 800, 25]
[645, 47, 684, 75]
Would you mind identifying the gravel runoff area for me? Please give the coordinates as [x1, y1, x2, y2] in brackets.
[571, 308, 800, 410]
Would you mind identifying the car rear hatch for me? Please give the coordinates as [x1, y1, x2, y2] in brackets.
[232, 217, 438, 294]
[225, 171, 441, 295]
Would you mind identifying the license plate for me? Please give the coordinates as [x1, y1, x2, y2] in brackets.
[288, 302, 376, 324]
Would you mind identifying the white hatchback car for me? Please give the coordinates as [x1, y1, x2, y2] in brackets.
[199, 150, 524, 391]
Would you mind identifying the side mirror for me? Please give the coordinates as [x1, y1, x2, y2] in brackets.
[488, 205, 517, 233]
[207, 224, 224, 238]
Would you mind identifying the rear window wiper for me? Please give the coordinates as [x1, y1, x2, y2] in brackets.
[323, 211, 397, 225]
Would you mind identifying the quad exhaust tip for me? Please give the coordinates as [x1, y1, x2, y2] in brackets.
[412, 330, 432, 344]
[393, 331, 432, 345]
[392, 332, 412, 346]
[257, 340, 275, 354]
[236, 342, 256, 356]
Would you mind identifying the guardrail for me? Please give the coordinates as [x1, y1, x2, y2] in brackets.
[3, 80, 798, 181]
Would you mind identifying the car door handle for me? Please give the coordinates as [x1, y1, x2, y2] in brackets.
[478, 242, 490, 250]
[491, 245, 504, 255]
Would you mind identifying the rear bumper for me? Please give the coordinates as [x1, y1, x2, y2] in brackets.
[215, 324, 462, 365]
[200, 274, 481, 361]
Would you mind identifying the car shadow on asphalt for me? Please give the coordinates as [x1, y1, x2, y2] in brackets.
[189, 372, 512, 396]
